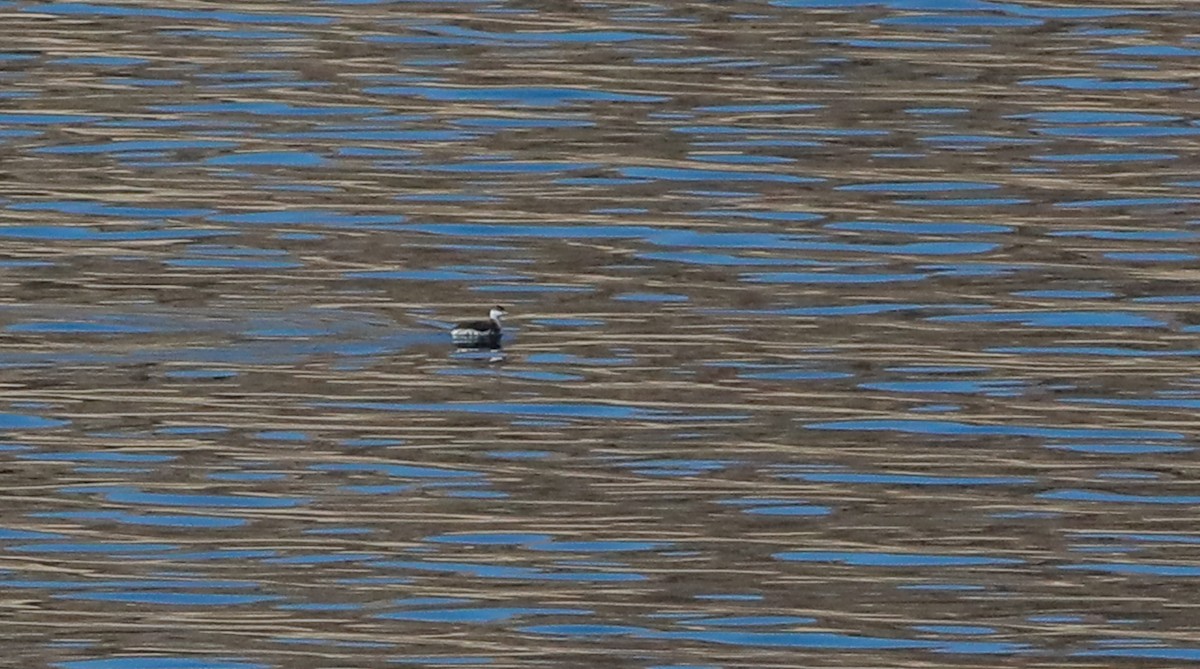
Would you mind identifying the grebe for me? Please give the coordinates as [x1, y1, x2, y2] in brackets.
[451, 306, 506, 349]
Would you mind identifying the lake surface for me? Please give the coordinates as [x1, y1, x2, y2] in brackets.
[2, 0, 1199, 667]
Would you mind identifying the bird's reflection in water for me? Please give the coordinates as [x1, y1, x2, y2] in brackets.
[451, 345, 506, 364]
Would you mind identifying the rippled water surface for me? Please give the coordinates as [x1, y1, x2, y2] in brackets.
[3, 0, 1200, 666]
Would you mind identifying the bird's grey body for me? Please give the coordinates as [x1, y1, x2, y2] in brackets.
[451, 306, 506, 349]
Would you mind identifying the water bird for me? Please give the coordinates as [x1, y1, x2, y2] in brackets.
[451, 305, 506, 349]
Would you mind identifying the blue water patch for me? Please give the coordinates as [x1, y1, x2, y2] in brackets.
[153, 102, 380, 116]
[1065, 396, 1200, 410]
[745, 271, 928, 284]
[10, 542, 179, 554]
[714, 303, 982, 318]
[743, 504, 832, 516]
[1135, 295, 1200, 303]
[340, 484, 414, 495]
[807, 419, 1181, 441]
[9, 321, 157, 335]
[157, 426, 230, 435]
[365, 85, 667, 106]
[683, 615, 816, 627]
[775, 551, 1021, 567]
[529, 318, 602, 327]
[0, 413, 67, 430]
[1021, 77, 1188, 91]
[0, 226, 229, 243]
[311, 462, 480, 479]
[20, 451, 173, 463]
[1039, 489, 1200, 505]
[1104, 252, 1196, 262]
[923, 134, 1041, 147]
[740, 369, 852, 381]
[1055, 197, 1199, 208]
[860, 379, 1025, 394]
[410, 24, 675, 44]
[615, 292, 688, 303]
[1062, 562, 1200, 577]
[275, 603, 363, 612]
[0, 112, 99, 124]
[527, 623, 1023, 652]
[1037, 125, 1200, 139]
[206, 151, 326, 167]
[348, 268, 524, 282]
[426, 532, 549, 546]
[60, 592, 283, 605]
[264, 129, 469, 142]
[424, 160, 599, 173]
[877, 14, 1042, 28]
[1011, 110, 1181, 124]
[305, 527, 373, 536]
[254, 430, 308, 441]
[1054, 228, 1199, 242]
[343, 438, 403, 448]
[68, 485, 310, 508]
[637, 251, 832, 267]
[266, 552, 379, 565]
[314, 401, 742, 422]
[379, 606, 591, 623]
[1075, 532, 1200, 546]
[162, 28, 305, 40]
[486, 449, 551, 460]
[695, 102, 822, 113]
[521, 353, 629, 367]
[691, 209, 823, 222]
[437, 368, 582, 382]
[208, 210, 404, 227]
[53, 55, 148, 66]
[531, 540, 670, 553]
[164, 369, 238, 380]
[210, 471, 286, 482]
[832, 39, 979, 49]
[373, 559, 645, 582]
[35, 140, 238, 154]
[9, 200, 214, 218]
[454, 117, 594, 129]
[1073, 648, 1200, 661]
[690, 153, 794, 165]
[694, 594, 763, 602]
[0, 577, 257, 590]
[837, 181, 998, 193]
[619, 166, 820, 183]
[619, 457, 729, 479]
[1014, 290, 1114, 299]
[894, 197, 1028, 207]
[914, 625, 997, 637]
[0, 527, 68, 540]
[1027, 614, 1084, 623]
[35, 511, 246, 529]
[930, 311, 1165, 328]
[786, 472, 1034, 486]
[1034, 152, 1175, 163]
[1094, 45, 1200, 57]
[826, 220, 1010, 234]
[990, 346, 1200, 358]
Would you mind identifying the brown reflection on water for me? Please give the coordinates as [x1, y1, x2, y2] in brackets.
[2, 0, 1200, 667]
